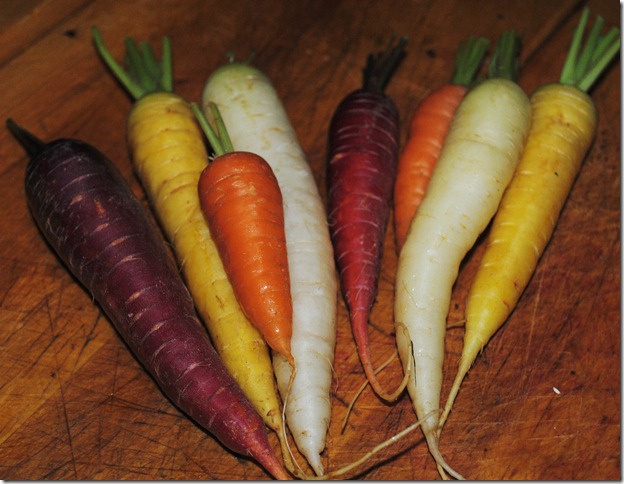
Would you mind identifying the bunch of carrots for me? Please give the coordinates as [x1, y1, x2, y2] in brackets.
[9, 6, 619, 481]
[393, 8, 619, 479]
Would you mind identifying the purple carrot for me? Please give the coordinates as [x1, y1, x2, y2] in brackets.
[8, 119, 289, 480]
[327, 37, 408, 401]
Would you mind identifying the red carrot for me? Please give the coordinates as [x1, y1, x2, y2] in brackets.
[393, 36, 489, 252]
[326, 37, 408, 401]
[8, 119, 289, 480]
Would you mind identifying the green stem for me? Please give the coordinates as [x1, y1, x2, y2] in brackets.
[92, 26, 173, 100]
[191, 102, 234, 157]
[488, 30, 522, 81]
[362, 35, 408, 92]
[450, 36, 490, 87]
[574, 14, 604, 80]
[160, 37, 173, 92]
[559, 7, 620, 92]
[125, 37, 156, 94]
[139, 41, 160, 83]
[209, 103, 234, 153]
[591, 28, 619, 65]
[560, 8, 589, 84]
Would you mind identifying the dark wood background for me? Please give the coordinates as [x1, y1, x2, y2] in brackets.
[0, 0, 620, 480]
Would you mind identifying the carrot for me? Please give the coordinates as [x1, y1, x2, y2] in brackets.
[7, 120, 289, 480]
[194, 102, 294, 367]
[439, 8, 620, 433]
[189, 99, 437, 477]
[202, 60, 338, 476]
[189, 100, 438, 479]
[393, 36, 489, 252]
[393, 31, 531, 479]
[91, 29, 287, 442]
[326, 36, 409, 401]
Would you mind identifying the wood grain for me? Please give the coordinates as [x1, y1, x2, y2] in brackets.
[0, 0, 619, 480]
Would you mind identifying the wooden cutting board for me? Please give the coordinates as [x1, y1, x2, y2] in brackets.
[0, 0, 619, 480]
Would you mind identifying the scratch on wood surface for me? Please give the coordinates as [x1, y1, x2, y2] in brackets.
[45, 283, 79, 479]
[75, 312, 104, 366]
[57, 370, 78, 478]
[524, 269, 544, 369]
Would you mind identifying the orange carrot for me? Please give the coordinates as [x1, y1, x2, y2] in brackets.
[393, 36, 489, 252]
[194, 103, 294, 367]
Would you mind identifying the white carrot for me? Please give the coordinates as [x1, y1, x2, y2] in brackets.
[394, 31, 531, 479]
[201, 60, 338, 476]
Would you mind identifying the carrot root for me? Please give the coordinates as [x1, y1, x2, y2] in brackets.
[306, 409, 440, 480]
[355, 329, 411, 402]
[277, 365, 304, 478]
[439, 335, 483, 432]
[341, 350, 401, 432]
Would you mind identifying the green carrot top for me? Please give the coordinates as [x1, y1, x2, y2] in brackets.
[450, 36, 489, 87]
[487, 30, 522, 82]
[191, 102, 234, 157]
[559, 7, 620, 92]
[92, 27, 173, 100]
[362, 36, 408, 92]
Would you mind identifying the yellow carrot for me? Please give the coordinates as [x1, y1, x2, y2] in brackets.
[92, 29, 286, 439]
[439, 8, 620, 432]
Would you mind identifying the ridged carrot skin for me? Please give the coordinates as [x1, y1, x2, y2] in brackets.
[327, 89, 402, 399]
[395, 77, 531, 480]
[393, 84, 467, 251]
[439, 9, 620, 435]
[198, 151, 293, 366]
[393, 36, 488, 253]
[466, 85, 596, 349]
[440, 84, 597, 428]
[128, 92, 285, 432]
[92, 30, 285, 437]
[202, 62, 338, 476]
[327, 38, 406, 402]
[128, 94, 207, 202]
[15, 129, 288, 480]
[128, 93, 283, 431]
